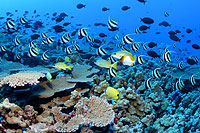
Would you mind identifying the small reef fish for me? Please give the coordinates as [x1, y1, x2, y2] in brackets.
[112, 50, 133, 59]
[120, 55, 136, 66]
[190, 74, 197, 86]
[106, 87, 121, 99]
[95, 59, 117, 69]
[41, 51, 49, 61]
[122, 34, 134, 44]
[78, 28, 88, 39]
[145, 77, 152, 90]
[46, 72, 52, 82]
[65, 56, 71, 62]
[108, 16, 118, 31]
[96, 46, 107, 56]
[152, 68, 161, 78]
[53, 62, 72, 71]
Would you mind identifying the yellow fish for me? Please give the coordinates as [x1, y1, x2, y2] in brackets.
[46, 72, 52, 82]
[112, 50, 133, 59]
[95, 59, 117, 69]
[65, 56, 71, 62]
[106, 87, 121, 99]
[120, 55, 136, 66]
[53, 62, 71, 70]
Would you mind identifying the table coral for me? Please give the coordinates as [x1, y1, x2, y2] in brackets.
[38, 75, 76, 98]
[67, 64, 100, 82]
[0, 71, 45, 88]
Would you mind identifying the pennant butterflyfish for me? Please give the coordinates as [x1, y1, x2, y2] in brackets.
[120, 55, 136, 66]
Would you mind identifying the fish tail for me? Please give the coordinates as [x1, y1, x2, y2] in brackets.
[67, 65, 72, 70]
[112, 61, 118, 70]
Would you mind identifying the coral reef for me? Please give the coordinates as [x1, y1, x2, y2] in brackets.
[0, 71, 45, 88]
[38, 75, 76, 98]
[67, 64, 100, 82]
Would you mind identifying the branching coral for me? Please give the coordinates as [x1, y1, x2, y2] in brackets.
[54, 96, 115, 132]
[64, 90, 82, 108]
[0, 71, 45, 88]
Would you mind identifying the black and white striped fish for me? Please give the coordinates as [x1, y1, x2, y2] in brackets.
[41, 32, 48, 38]
[163, 51, 171, 62]
[108, 55, 117, 64]
[46, 36, 54, 44]
[131, 43, 140, 52]
[19, 17, 28, 24]
[190, 74, 197, 86]
[178, 77, 185, 88]
[42, 39, 47, 44]
[145, 78, 152, 90]
[41, 51, 49, 61]
[78, 28, 88, 39]
[28, 47, 39, 57]
[152, 68, 161, 78]
[64, 46, 72, 54]
[175, 77, 185, 90]
[160, 58, 164, 64]
[86, 35, 93, 43]
[164, 12, 170, 17]
[122, 34, 133, 44]
[116, 43, 122, 48]
[14, 36, 20, 46]
[115, 34, 119, 40]
[96, 46, 107, 56]
[134, 28, 142, 34]
[142, 43, 148, 50]
[108, 62, 118, 77]
[193, 56, 199, 63]
[15, 53, 21, 60]
[137, 55, 145, 65]
[121, 45, 130, 52]
[74, 43, 80, 51]
[108, 67, 117, 77]
[108, 17, 118, 31]
[60, 34, 70, 44]
[0, 46, 7, 52]
[175, 81, 181, 90]
[6, 19, 16, 29]
[177, 61, 184, 70]
[29, 41, 37, 48]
